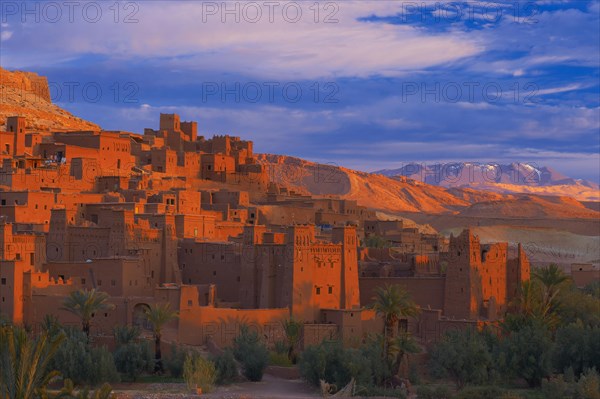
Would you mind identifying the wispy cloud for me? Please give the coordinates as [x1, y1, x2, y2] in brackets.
[1, 2, 482, 79]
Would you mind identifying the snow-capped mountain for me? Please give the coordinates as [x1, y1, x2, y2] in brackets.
[374, 163, 599, 200]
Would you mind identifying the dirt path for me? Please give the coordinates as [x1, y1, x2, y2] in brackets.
[112, 374, 321, 399]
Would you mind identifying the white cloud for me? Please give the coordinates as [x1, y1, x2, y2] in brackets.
[1, 31, 13, 41]
[536, 83, 583, 95]
[2, 1, 482, 79]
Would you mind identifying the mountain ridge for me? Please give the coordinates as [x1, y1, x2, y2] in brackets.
[257, 154, 599, 219]
[375, 162, 599, 201]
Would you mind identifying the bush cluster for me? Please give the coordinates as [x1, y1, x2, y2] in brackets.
[298, 337, 394, 393]
[183, 352, 217, 393]
[47, 327, 120, 386]
[213, 349, 239, 385]
[232, 325, 269, 382]
[427, 275, 600, 392]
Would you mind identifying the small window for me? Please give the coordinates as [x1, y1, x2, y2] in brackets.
[1, 278, 6, 285]
[111, 280, 116, 286]
[213, 271, 217, 276]
[399, 319, 408, 332]
[316, 287, 321, 295]
[98, 280, 102, 286]
[187, 300, 193, 306]
[81, 278, 86, 285]
[328, 286, 333, 294]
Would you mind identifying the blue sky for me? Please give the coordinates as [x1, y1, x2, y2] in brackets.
[1, 0, 599, 181]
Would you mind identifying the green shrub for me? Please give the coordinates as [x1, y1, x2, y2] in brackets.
[213, 349, 238, 385]
[542, 375, 577, 399]
[554, 323, 600, 377]
[429, 328, 493, 389]
[233, 325, 269, 382]
[48, 327, 119, 386]
[299, 341, 345, 387]
[361, 336, 393, 386]
[183, 352, 216, 393]
[408, 363, 420, 385]
[164, 344, 188, 378]
[298, 340, 374, 389]
[576, 368, 600, 399]
[113, 340, 153, 381]
[91, 345, 120, 387]
[501, 321, 554, 388]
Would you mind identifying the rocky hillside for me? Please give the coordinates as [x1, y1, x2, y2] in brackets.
[258, 154, 599, 219]
[0, 67, 100, 132]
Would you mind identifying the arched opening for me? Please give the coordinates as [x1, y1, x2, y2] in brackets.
[133, 303, 152, 331]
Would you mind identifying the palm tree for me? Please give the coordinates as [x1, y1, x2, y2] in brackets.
[0, 325, 64, 399]
[62, 289, 114, 337]
[281, 318, 302, 364]
[510, 280, 541, 317]
[533, 264, 570, 305]
[144, 303, 178, 373]
[371, 284, 420, 361]
[391, 331, 421, 375]
[506, 280, 560, 330]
